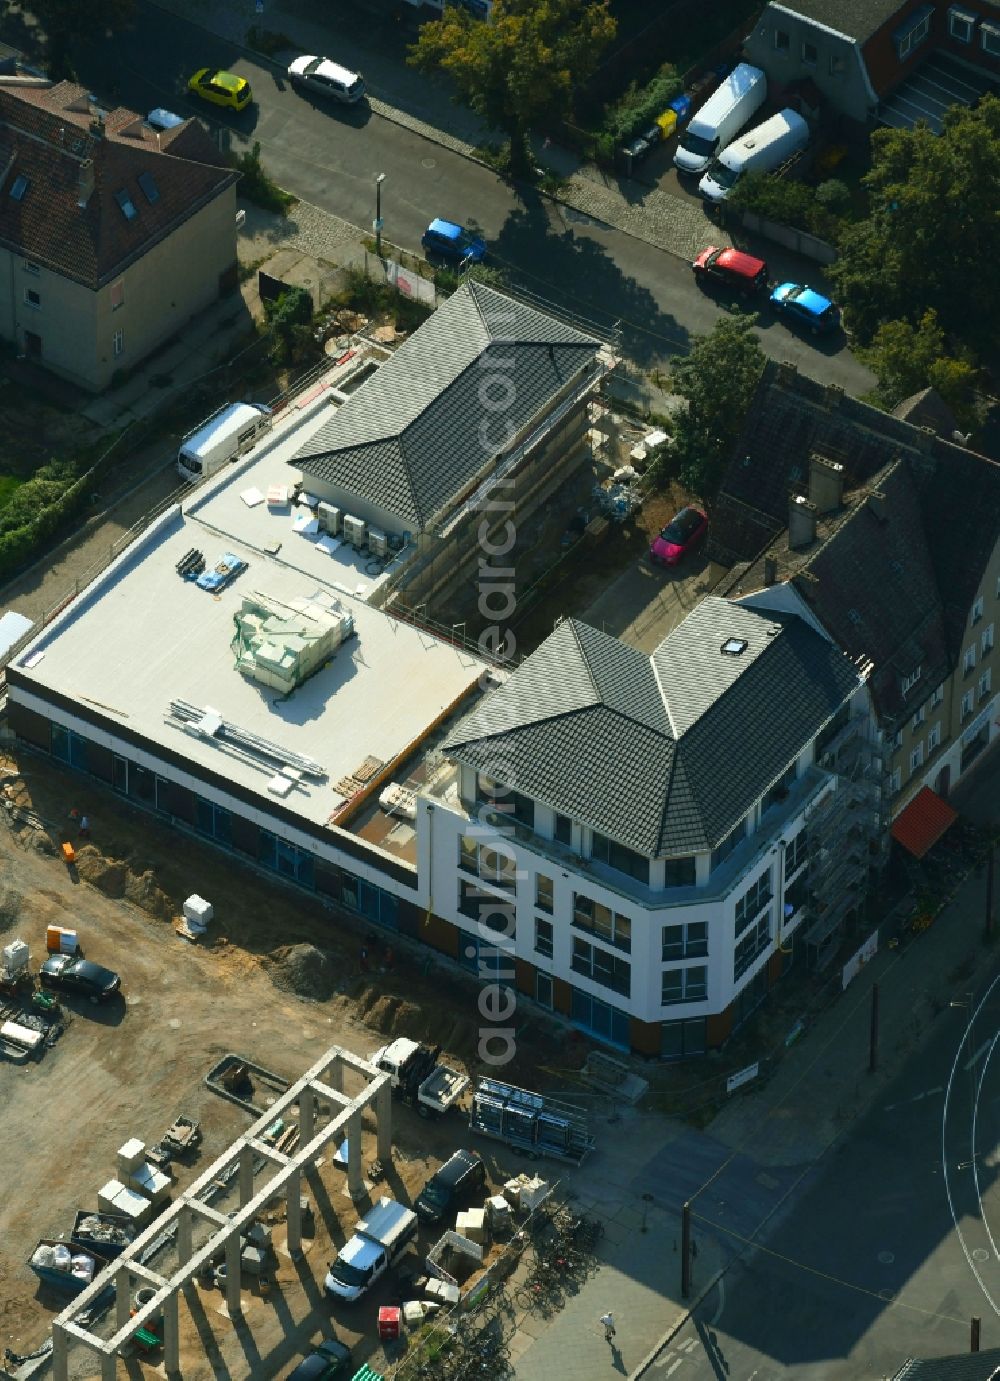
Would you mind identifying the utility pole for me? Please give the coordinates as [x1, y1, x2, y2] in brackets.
[869, 981, 879, 1073]
[972, 1316, 981, 1352]
[374, 173, 386, 260]
[681, 1201, 692, 1298]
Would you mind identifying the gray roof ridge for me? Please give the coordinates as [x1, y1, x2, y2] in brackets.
[465, 279, 492, 335]
[564, 617, 601, 702]
[649, 645, 676, 738]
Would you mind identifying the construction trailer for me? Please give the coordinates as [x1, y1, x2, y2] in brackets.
[469, 1077, 594, 1165]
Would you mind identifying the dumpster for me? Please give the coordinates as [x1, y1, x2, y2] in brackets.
[669, 93, 692, 125]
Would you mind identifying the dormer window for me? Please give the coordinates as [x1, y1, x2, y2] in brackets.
[901, 665, 922, 696]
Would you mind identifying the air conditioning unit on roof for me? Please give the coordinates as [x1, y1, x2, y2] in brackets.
[342, 514, 366, 548]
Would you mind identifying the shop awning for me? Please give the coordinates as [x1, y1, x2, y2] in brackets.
[891, 786, 958, 859]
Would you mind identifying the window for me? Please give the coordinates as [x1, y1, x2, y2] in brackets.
[895, 6, 933, 60]
[888, 767, 902, 796]
[590, 831, 650, 885]
[962, 689, 975, 719]
[554, 812, 572, 846]
[734, 914, 771, 980]
[774, 28, 790, 51]
[113, 328, 124, 357]
[735, 870, 772, 936]
[570, 990, 629, 1048]
[901, 665, 922, 695]
[949, 6, 975, 42]
[571, 936, 630, 997]
[786, 830, 808, 875]
[661, 922, 708, 961]
[829, 53, 846, 75]
[663, 855, 696, 888]
[983, 624, 995, 657]
[479, 845, 516, 891]
[110, 279, 124, 311]
[802, 40, 818, 64]
[536, 972, 553, 1009]
[909, 742, 924, 774]
[981, 20, 1000, 54]
[888, 728, 903, 752]
[573, 894, 632, 952]
[534, 917, 554, 959]
[911, 705, 926, 730]
[979, 668, 992, 701]
[964, 645, 977, 675]
[476, 774, 534, 830]
[972, 596, 985, 625]
[712, 817, 746, 871]
[137, 170, 159, 204]
[114, 188, 138, 221]
[535, 873, 554, 914]
[22, 260, 39, 276]
[23, 288, 40, 309]
[928, 721, 941, 752]
[662, 965, 707, 1005]
[9, 174, 28, 201]
[458, 835, 478, 873]
[931, 683, 945, 709]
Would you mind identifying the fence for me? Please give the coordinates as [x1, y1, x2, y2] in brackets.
[738, 210, 837, 264]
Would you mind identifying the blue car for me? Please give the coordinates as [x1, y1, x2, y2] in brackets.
[770, 282, 841, 335]
[421, 218, 487, 264]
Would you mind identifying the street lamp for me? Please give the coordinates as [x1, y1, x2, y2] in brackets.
[374, 173, 386, 259]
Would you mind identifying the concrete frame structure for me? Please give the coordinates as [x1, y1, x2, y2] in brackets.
[51, 1046, 392, 1381]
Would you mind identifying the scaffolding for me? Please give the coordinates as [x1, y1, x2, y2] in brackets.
[802, 713, 888, 971]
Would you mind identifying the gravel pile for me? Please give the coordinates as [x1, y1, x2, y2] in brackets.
[266, 943, 337, 1000]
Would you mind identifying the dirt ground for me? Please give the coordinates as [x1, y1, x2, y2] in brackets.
[0, 749, 589, 1378]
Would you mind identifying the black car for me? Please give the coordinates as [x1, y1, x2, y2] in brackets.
[39, 955, 121, 1003]
[284, 1338, 351, 1381]
[415, 1149, 486, 1225]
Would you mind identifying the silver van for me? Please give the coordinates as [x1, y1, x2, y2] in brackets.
[287, 55, 365, 105]
[176, 403, 272, 482]
[674, 63, 767, 176]
[699, 108, 810, 204]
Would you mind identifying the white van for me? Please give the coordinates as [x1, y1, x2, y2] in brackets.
[674, 64, 766, 176]
[176, 403, 272, 482]
[324, 1198, 417, 1302]
[699, 108, 810, 204]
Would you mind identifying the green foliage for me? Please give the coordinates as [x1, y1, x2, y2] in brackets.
[29, 0, 132, 73]
[337, 268, 433, 334]
[814, 178, 851, 217]
[246, 26, 295, 57]
[264, 286, 314, 365]
[0, 475, 24, 509]
[828, 96, 1000, 351]
[726, 172, 842, 241]
[595, 64, 681, 160]
[232, 142, 296, 217]
[665, 313, 766, 501]
[0, 460, 91, 584]
[434, 262, 508, 296]
[409, 0, 617, 175]
[861, 310, 983, 432]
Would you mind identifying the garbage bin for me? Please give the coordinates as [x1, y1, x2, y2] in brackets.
[378, 1305, 402, 1341]
[655, 109, 677, 141]
[669, 94, 692, 125]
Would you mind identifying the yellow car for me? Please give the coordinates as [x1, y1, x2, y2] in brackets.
[187, 68, 252, 112]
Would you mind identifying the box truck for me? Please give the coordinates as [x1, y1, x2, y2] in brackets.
[176, 402, 272, 482]
[699, 108, 810, 204]
[673, 63, 767, 176]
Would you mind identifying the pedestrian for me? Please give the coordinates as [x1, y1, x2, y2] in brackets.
[78, 815, 90, 839]
[359, 944, 369, 973]
[600, 1311, 616, 1343]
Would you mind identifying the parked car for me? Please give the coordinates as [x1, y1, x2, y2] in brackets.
[146, 108, 184, 131]
[186, 69, 252, 112]
[421, 218, 487, 264]
[649, 506, 708, 566]
[284, 1338, 351, 1381]
[692, 246, 768, 297]
[39, 955, 121, 1004]
[769, 282, 841, 336]
[287, 56, 365, 104]
[414, 1149, 486, 1225]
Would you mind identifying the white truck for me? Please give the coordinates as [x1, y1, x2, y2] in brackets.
[323, 1197, 417, 1302]
[176, 402, 272, 482]
[369, 1038, 469, 1119]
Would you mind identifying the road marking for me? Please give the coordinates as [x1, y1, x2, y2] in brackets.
[666, 1360, 683, 1376]
[885, 1086, 944, 1111]
[966, 1040, 993, 1069]
[679, 1338, 697, 1353]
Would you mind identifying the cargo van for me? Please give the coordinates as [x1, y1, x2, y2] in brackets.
[323, 1198, 417, 1303]
[699, 108, 810, 204]
[176, 403, 272, 482]
[673, 63, 766, 176]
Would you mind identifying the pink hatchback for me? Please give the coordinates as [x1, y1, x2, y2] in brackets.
[649, 505, 708, 566]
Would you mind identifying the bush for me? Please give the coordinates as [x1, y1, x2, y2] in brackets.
[231, 141, 296, 217]
[264, 286, 314, 365]
[595, 64, 682, 155]
[726, 171, 841, 241]
[814, 179, 851, 217]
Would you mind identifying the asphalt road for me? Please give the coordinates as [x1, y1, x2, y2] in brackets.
[72, 4, 875, 389]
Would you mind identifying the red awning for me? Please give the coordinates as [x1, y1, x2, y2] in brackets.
[891, 786, 959, 859]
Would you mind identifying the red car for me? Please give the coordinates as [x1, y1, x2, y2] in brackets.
[692, 246, 768, 297]
[650, 506, 708, 566]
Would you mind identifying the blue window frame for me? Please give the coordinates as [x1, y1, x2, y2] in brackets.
[50, 723, 69, 762]
[570, 988, 630, 1049]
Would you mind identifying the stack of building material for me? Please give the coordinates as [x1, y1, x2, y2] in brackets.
[424, 1277, 460, 1306]
[97, 1180, 156, 1229]
[182, 895, 213, 935]
[455, 1208, 487, 1245]
[519, 1176, 550, 1212]
[116, 1140, 172, 1207]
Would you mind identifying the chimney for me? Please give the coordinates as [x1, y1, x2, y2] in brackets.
[788, 494, 817, 550]
[763, 555, 778, 586]
[866, 489, 887, 523]
[808, 453, 845, 514]
[823, 383, 844, 410]
[777, 361, 798, 387]
[915, 425, 936, 454]
[77, 158, 95, 208]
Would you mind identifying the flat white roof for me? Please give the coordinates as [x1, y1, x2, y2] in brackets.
[13, 385, 489, 832]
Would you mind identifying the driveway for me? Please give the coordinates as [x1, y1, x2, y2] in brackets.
[583, 548, 714, 654]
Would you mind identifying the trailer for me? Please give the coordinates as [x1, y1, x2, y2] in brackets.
[29, 1238, 115, 1303]
[369, 1038, 468, 1119]
[469, 1078, 595, 1165]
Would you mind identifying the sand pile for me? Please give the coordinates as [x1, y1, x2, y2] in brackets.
[73, 848, 172, 920]
[266, 943, 337, 1000]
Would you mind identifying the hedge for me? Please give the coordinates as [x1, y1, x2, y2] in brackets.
[0, 469, 92, 585]
[593, 65, 683, 163]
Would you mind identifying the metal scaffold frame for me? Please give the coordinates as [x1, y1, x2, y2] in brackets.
[51, 1046, 392, 1381]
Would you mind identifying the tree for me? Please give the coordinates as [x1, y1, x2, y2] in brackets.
[827, 96, 1000, 351]
[409, 0, 616, 175]
[28, 0, 135, 76]
[863, 310, 983, 432]
[665, 313, 766, 501]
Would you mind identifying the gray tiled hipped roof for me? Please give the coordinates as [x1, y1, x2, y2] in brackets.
[768, 0, 907, 42]
[445, 598, 861, 857]
[293, 282, 601, 531]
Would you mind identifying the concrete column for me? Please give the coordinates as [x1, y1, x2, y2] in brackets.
[101, 1351, 118, 1381]
[115, 1265, 131, 1331]
[239, 1145, 254, 1207]
[286, 1167, 302, 1255]
[176, 1204, 192, 1266]
[327, 1053, 344, 1093]
[346, 1112, 364, 1201]
[376, 1078, 392, 1163]
[162, 1293, 180, 1375]
[300, 1087, 315, 1144]
[51, 1322, 69, 1381]
[225, 1233, 242, 1316]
